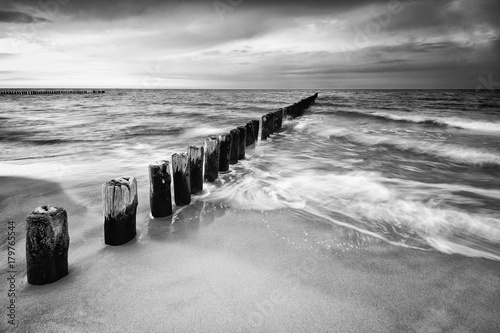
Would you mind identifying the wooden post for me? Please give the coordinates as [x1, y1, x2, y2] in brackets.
[261, 114, 271, 140]
[274, 110, 283, 131]
[266, 112, 278, 133]
[237, 126, 246, 160]
[204, 136, 220, 182]
[251, 119, 259, 142]
[287, 105, 297, 118]
[102, 177, 138, 246]
[229, 129, 240, 164]
[148, 160, 172, 218]
[26, 205, 69, 285]
[218, 133, 231, 172]
[188, 146, 204, 194]
[245, 121, 255, 146]
[172, 153, 191, 205]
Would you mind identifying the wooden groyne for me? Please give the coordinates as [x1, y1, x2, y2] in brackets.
[26, 92, 318, 284]
[1, 90, 105, 95]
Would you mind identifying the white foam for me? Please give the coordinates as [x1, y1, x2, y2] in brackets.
[315, 129, 500, 167]
[209, 168, 500, 260]
[180, 126, 233, 139]
[370, 112, 500, 133]
[0, 162, 71, 177]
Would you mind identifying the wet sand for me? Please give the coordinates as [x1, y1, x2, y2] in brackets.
[1, 176, 500, 332]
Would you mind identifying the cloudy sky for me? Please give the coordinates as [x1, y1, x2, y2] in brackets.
[0, 0, 499, 88]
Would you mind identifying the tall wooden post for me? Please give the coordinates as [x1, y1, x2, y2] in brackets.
[148, 160, 172, 218]
[245, 121, 255, 146]
[172, 153, 191, 205]
[218, 133, 231, 172]
[274, 110, 283, 131]
[261, 114, 270, 140]
[204, 136, 220, 182]
[251, 119, 259, 143]
[102, 177, 138, 246]
[26, 206, 69, 285]
[237, 126, 246, 160]
[188, 146, 204, 194]
[229, 129, 240, 164]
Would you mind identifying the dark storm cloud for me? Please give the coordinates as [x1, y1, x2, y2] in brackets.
[4, 0, 402, 20]
[0, 10, 50, 23]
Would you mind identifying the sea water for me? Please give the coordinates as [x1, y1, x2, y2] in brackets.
[1, 89, 499, 260]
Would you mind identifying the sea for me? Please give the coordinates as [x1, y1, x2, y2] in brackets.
[1, 89, 500, 332]
[1, 89, 500, 260]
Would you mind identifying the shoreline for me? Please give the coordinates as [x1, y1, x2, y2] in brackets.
[1, 176, 500, 332]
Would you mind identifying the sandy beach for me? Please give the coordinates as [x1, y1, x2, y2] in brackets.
[2, 175, 500, 332]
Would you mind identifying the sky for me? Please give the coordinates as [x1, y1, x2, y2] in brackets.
[0, 0, 499, 89]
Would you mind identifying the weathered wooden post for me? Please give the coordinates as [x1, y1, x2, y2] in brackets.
[148, 160, 172, 218]
[251, 119, 259, 142]
[188, 146, 204, 194]
[172, 153, 191, 205]
[229, 129, 240, 164]
[237, 126, 246, 160]
[261, 114, 271, 140]
[218, 133, 232, 172]
[204, 136, 220, 182]
[102, 177, 138, 246]
[245, 121, 255, 146]
[26, 205, 69, 285]
[273, 110, 283, 131]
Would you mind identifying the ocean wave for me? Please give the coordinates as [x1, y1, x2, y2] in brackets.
[316, 128, 500, 167]
[180, 126, 234, 139]
[333, 110, 500, 133]
[0, 133, 81, 145]
[208, 168, 500, 260]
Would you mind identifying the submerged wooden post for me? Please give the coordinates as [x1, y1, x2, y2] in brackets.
[229, 129, 240, 164]
[148, 160, 172, 218]
[237, 126, 246, 160]
[245, 121, 255, 146]
[204, 136, 220, 182]
[251, 119, 259, 142]
[26, 206, 69, 285]
[188, 146, 204, 194]
[172, 153, 191, 205]
[218, 133, 232, 172]
[102, 177, 138, 246]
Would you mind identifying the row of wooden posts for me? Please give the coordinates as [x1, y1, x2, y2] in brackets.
[24, 93, 318, 285]
[0, 90, 105, 95]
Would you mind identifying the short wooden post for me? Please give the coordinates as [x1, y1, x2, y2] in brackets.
[188, 146, 204, 194]
[148, 160, 172, 218]
[218, 133, 231, 172]
[237, 126, 246, 160]
[26, 206, 69, 285]
[229, 129, 240, 164]
[251, 119, 259, 142]
[172, 153, 191, 205]
[102, 177, 138, 245]
[245, 121, 255, 146]
[204, 136, 220, 182]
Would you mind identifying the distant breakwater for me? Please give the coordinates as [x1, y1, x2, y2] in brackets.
[0, 90, 105, 95]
